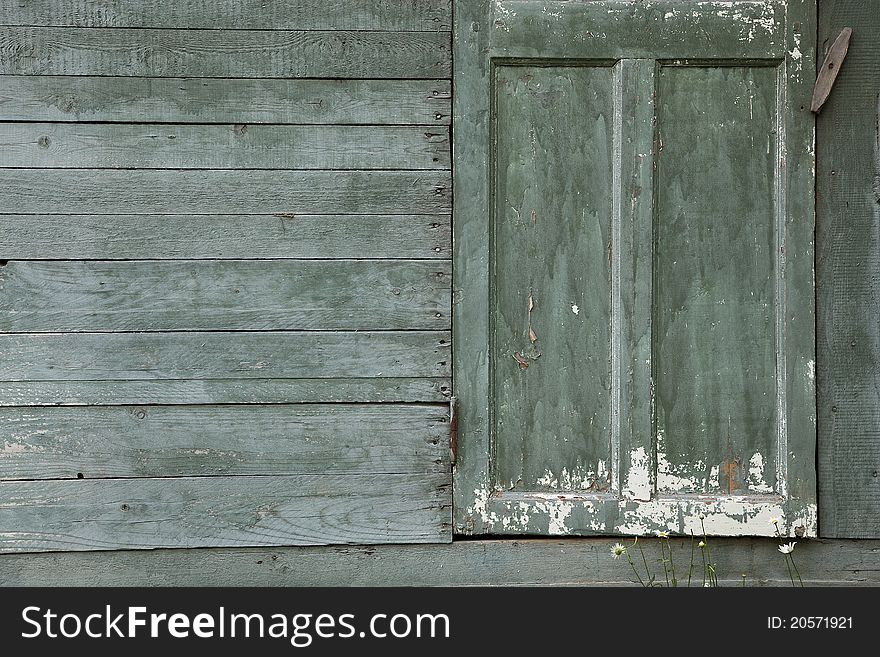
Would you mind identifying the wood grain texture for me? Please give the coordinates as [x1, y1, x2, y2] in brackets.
[0, 378, 452, 407]
[0, 170, 451, 214]
[0, 123, 450, 170]
[817, 0, 880, 538]
[0, 259, 451, 331]
[0, 0, 452, 31]
[0, 331, 450, 381]
[0, 472, 452, 552]
[492, 63, 614, 493]
[452, 0, 492, 534]
[0, 76, 451, 125]
[0, 538, 877, 586]
[0, 214, 450, 260]
[0, 404, 450, 480]
[654, 65, 779, 495]
[0, 27, 451, 78]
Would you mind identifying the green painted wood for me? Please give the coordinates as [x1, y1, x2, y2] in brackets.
[0, 404, 449, 480]
[0, 0, 451, 31]
[454, 0, 817, 537]
[654, 65, 779, 496]
[0, 170, 450, 214]
[0, 331, 450, 382]
[452, 0, 492, 535]
[0, 260, 450, 332]
[817, 0, 880, 537]
[490, 0, 786, 60]
[0, 472, 451, 552]
[492, 63, 614, 493]
[0, 214, 450, 260]
[0, 538, 876, 586]
[0, 379, 452, 407]
[0, 27, 451, 79]
[0, 124, 450, 170]
[0, 378, 451, 407]
[0, 76, 452, 125]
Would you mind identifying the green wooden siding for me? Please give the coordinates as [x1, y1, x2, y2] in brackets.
[0, 1, 452, 552]
[454, 0, 817, 537]
[817, 0, 880, 538]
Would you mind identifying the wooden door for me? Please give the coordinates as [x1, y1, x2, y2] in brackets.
[453, 0, 817, 536]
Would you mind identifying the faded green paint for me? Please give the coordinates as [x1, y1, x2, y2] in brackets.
[454, 0, 816, 537]
[0, 77, 451, 125]
[0, 214, 450, 260]
[0, 260, 450, 331]
[0, 404, 449, 480]
[0, 123, 449, 170]
[0, 0, 452, 31]
[1, 538, 877, 587]
[493, 64, 614, 493]
[0, 170, 450, 214]
[0, 472, 451, 552]
[816, 0, 880, 537]
[654, 65, 779, 495]
[0, 2, 453, 553]
[0, 27, 451, 79]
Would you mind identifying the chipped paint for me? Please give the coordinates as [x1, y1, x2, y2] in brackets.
[624, 446, 651, 501]
[747, 452, 774, 493]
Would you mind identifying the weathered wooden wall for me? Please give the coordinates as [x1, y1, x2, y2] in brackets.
[2, 538, 878, 587]
[816, 0, 880, 538]
[0, 0, 453, 552]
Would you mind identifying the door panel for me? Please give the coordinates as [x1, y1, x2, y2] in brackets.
[655, 65, 779, 496]
[493, 64, 614, 494]
[453, 0, 817, 536]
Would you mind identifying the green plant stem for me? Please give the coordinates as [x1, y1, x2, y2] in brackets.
[659, 539, 670, 587]
[687, 531, 695, 587]
[635, 538, 653, 586]
[789, 554, 804, 587]
[624, 545, 647, 587]
[700, 518, 716, 587]
[667, 539, 678, 587]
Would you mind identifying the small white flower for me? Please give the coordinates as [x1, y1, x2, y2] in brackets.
[655, 530, 670, 538]
[703, 582, 712, 587]
[698, 540, 706, 548]
[769, 517, 779, 525]
[778, 542, 796, 555]
[610, 543, 627, 559]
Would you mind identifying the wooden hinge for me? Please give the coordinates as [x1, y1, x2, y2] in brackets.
[449, 396, 458, 468]
[811, 27, 852, 113]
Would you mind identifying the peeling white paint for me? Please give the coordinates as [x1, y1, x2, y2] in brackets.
[624, 446, 651, 501]
[747, 452, 774, 494]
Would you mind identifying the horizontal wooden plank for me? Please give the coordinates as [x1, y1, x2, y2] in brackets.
[0, 472, 452, 552]
[0, 76, 452, 125]
[0, 404, 450, 481]
[0, 123, 450, 170]
[0, 330, 450, 382]
[0, 260, 451, 331]
[0, 538, 876, 586]
[0, 0, 452, 31]
[0, 170, 450, 214]
[0, 378, 451, 406]
[0, 214, 450, 260]
[0, 27, 451, 78]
